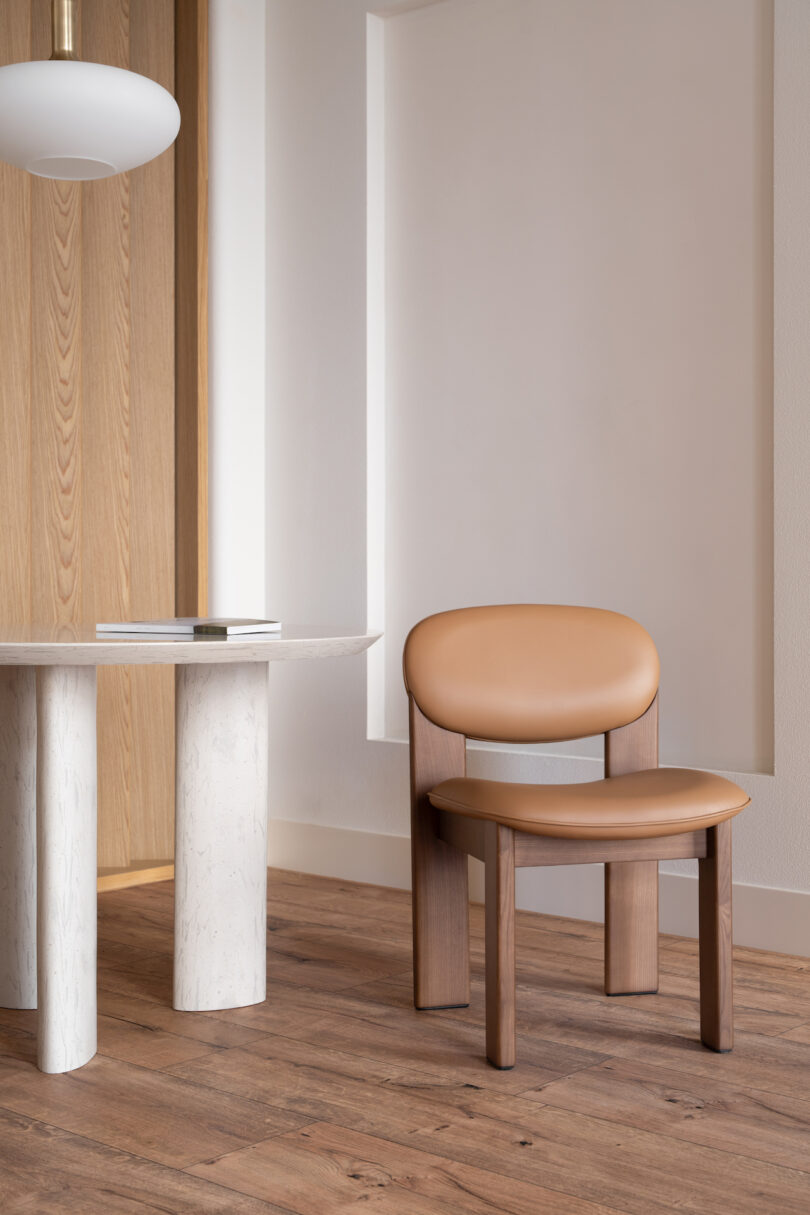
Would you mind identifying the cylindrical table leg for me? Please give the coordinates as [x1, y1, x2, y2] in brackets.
[0, 667, 37, 1010]
[36, 665, 98, 1073]
[174, 661, 269, 1011]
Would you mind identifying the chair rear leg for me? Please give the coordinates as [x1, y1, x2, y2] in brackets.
[605, 861, 659, 995]
[410, 699, 469, 1009]
[411, 818, 470, 1009]
[699, 820, 733, 1051]
[485, 822, 516, 1069]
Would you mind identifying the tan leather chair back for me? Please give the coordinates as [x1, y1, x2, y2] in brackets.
[403, 605, 660, 743]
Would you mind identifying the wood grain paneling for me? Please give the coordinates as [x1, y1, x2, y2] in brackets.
[0, 4, 31, 627]
[174, 0, 208, 616]
[0, 0, 207, 875]
[31, 1, 82, 627]
[82, 0, 133, 867]
[31, 174, 83, 627]
[129, 0, 176, 863]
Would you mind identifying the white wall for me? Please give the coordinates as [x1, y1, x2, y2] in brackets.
[378, 0, 773, 777]
[209, 0, 267, 618]
[212, 0, 810, 955]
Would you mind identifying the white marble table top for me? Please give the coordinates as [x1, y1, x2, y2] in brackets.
[0, 625, 380, 666]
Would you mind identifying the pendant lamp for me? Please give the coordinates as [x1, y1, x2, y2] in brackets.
[0, 0, 180, 181]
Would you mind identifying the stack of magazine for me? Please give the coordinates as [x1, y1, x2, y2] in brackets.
[96, 618, 282, 637]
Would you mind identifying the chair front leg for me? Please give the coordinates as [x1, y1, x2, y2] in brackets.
[699, 819, 733, 1051]
[485, 822, 516, 1069]
[604, 860, 659, 995]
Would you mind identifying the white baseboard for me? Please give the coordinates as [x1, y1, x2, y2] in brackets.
[268, 819, 810, 958]
[270, 819, 414, 890]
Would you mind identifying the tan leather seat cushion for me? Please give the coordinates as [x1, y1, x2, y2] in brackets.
[429, 769, 750, 840]
[404, 604, 660, 743]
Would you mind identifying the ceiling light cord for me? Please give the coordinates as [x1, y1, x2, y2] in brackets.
[50, 0, 78, 62]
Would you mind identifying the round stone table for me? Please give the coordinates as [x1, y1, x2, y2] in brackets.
[0, 625, 379, 1073]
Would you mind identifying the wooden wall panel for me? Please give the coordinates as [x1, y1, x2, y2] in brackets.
[82, 0, 133, 867]
[0, 2, 31, 628]
[0, 0, 204, 875]
[130, 0, 176, 863]
[30, 173, 83, 627]
[175, 0, 208, 616]
[30, 3, 82, 629]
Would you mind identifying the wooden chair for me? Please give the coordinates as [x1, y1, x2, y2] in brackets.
[403, 605, 750, 1069]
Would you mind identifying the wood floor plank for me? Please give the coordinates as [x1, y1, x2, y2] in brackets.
[0, 1107, 292, 1215]
[352, 955, 806, 1039]
[0, 1053, 308, 1168]
[267, 899, 414, 943]
[612, 975, 807, 1036]
[500, 989, 810, 1105]
[96, 1013, 224, 1070]
[5, 870, 809, 1214]
[98, 892, 175, 955]
[644, 948, 810, 1021]
[667, 936, 810, 973]
[266, 923, 413, 992]
[173, 978, 607, 1091]
[267, 868, 412, 904]
[168, 980, 409, 1039]
[399, 1101, 810, 1215]
[0, 1024, 36, 1065]
[165, 1031, 603, 1137]
[97, 989, 271, 1050]
[531, 1056, 810, 1172]
[497, 925, 809, 1031]
[270, 1008, 602, 1093]
[265, 872, 421, 930]
[351, 971, 810, 1104]
[175, 1039, 810, 1215]
[187, 1120, 621, 1215]
[781, 1023, 810, 1044]
[97, 939, 173, 1006]
[0, 1008, 36, 1037]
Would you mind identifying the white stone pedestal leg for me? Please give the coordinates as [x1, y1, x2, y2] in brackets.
[0, 667, 37, 1011]
[174, 661, 269, 1011]
[36, 665, 98, 1074]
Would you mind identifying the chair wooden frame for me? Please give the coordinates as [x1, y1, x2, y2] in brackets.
[409, 693, 733, 1069]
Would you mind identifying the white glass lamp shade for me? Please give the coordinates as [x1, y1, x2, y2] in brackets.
[0, 59, 180, 180]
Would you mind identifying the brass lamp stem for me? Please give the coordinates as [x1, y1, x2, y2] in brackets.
[50, 0, 78, 61]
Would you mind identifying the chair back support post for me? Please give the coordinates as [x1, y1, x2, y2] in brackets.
[409, 696, 470, 1009]
[604, 695, 660, 995]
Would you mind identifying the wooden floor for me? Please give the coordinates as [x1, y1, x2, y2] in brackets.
[1, 871, 809, 1213]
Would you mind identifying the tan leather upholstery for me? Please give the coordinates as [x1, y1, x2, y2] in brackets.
[429, 769, 750, 840]
[403, 605, 660, 742]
